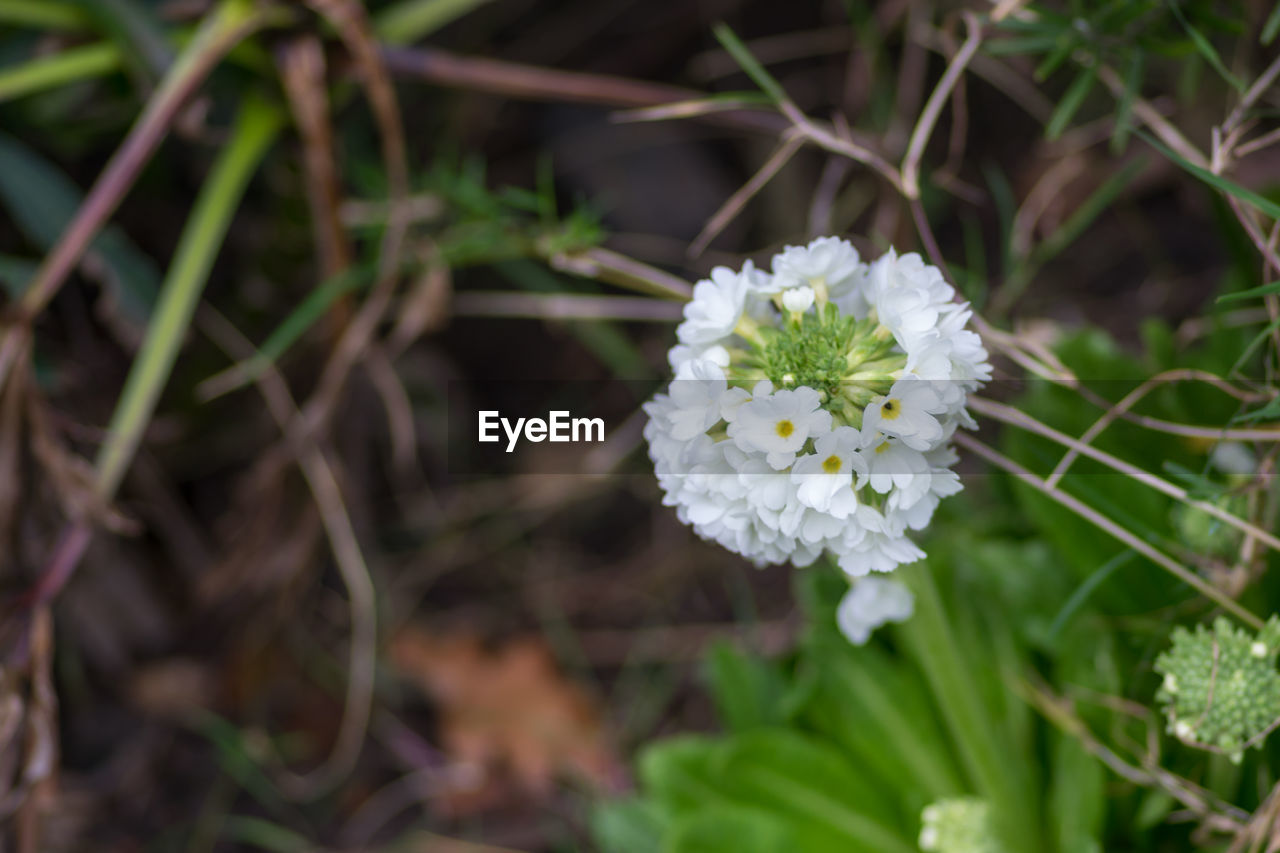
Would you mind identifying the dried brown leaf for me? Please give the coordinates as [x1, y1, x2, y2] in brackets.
[389, 629, 624, 816]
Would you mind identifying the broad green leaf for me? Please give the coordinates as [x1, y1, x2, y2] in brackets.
[592, 798, 668, 853]
[1048, 733, 1105, 853]
[638, 736, 731, 813]
[668, 807, 800, 853]
[0, 254, 38, 300]
[716, 730, 915, 853]
[705, 640, 786, 732]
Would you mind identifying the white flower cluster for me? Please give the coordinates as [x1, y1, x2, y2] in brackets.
[644, 237, 990, 643]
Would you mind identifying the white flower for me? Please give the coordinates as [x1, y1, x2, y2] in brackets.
[644, 239, 991, 628]
[669, 342, 729, 374]
[862, 433, 931, 498]
[771, 236, 864, 297]
[792, 426, 868, 516]
[864, 249, 953, 349]
[728, 382, 832, 469]
[667, 358, 729, 441]
[676, 264, 752, 346]
[836, 576, 915, 644]
[781, 285, 815, 314]
[863, 377, 948, 451]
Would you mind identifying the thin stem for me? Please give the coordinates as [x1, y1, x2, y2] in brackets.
[955, 432, 1264, 630]
[971, 396, 1280, 556]
[0, 0, 266, 393]
[901, 11, 983, 199]
[1045, 370, 1278, 485]
[690, 131, 805, 257]
[199, 308, 378, 802]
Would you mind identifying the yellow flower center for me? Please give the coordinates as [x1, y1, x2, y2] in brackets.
[775, 419, 795, 438]
[880, 398, 901, 420]
[822, 455, 842, 474]
[875, 441, 891, 454]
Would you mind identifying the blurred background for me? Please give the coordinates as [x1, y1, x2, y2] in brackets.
[1, 0, 1279, 850]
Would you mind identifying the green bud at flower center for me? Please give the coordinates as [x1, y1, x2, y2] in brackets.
[727, 303, 907, 426]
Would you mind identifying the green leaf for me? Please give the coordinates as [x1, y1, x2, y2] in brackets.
[0, 0, 89, 29]
[898, 566, 1040, 852]
[1167, 0, 1245, 92]
[1216, 280, 1280, 303]
[0, 42, 122, 104]
[1232, 396, 1280, 424]
[0, 254, 38, 301]
[374, 0, 494, 45]
[638, 736, 731, 813]
[1140, 131, 1280, 221]
[73, 0, 173, 80]
[1046, 62, 1098, 140]
[592, 798, 668, 853]
[1032, 158, 1144, 267]
[1263, 1, 1280, 45]
[1110, 52, 1143, 154]
[0, 131, 159, 325]
[716, 730, 914, 853]
[1045, 550, 1136, 641]
[669, 808, 800, 853]
[705, 641, 786, 732]
[711, 23, 789, 105]
[95, 93, 282, 498]
[1048, 733, 1105, 853]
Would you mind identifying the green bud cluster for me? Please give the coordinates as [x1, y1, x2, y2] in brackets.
[1154, 616, 1280, 763]
[1171, 494, 1248, 559]
[731, 303, 906, 424]
[918, 798, 1005, 853]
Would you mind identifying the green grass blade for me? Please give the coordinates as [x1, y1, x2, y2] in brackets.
[1046, 62, 1098, 140]
[711, 23, 789, 105]
[1263, 1, 1280, 45]
[1110, 51, 1143, 153]
[1216, 280, 1280, 303]
[94, 93, 283, 497]
[1032, 157, 1145, 266]
[1229, 316, 1280, 375]
[74, 0, 174, 80]
[246, 265, 373, 374]
[0, 42, 122, 104]
[1140, 130, 1280, 220]
[1045, 549, 1135, 641]
[373, 0, 493, 45]
[0, 0, 87, 28]
[1168, 0, 1245, 92]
